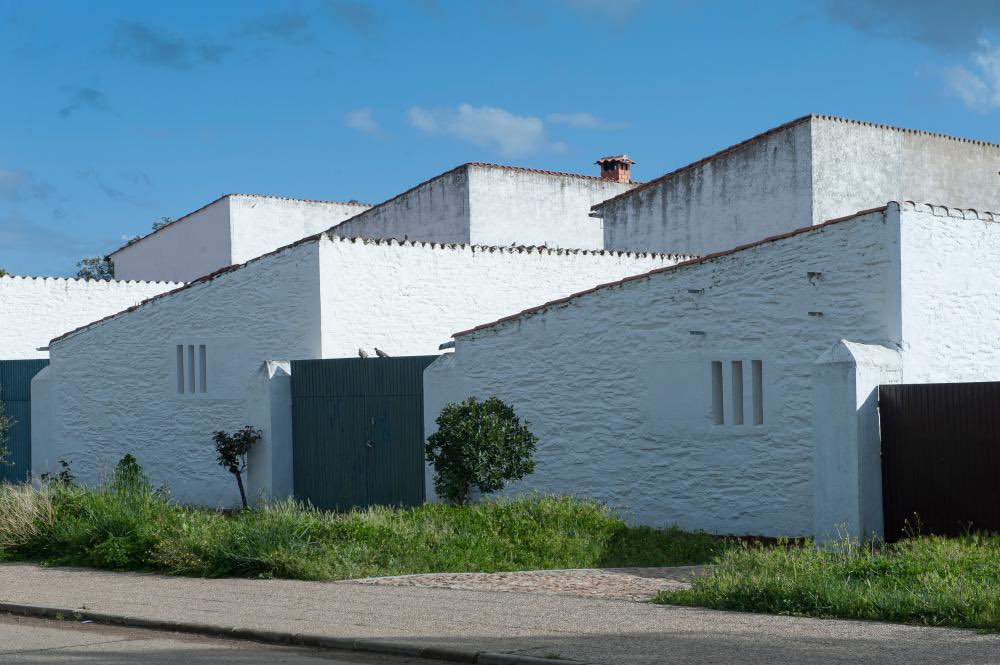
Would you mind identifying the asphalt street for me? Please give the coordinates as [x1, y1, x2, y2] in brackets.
[0, 613, 454, 665]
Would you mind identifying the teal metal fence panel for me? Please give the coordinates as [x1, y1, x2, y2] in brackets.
[0, 360, 49, 484]
[291, 356, 437, 511]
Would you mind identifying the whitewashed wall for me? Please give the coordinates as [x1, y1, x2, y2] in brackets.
[110, 197, 233, 283]
[597, 116, 1000, 257]
[229, 195, 370, 265]
[110, 195, 370, 283]
[330, 169, 472, 244]
[40, 233, 682, 506]
[0, 276, 180, 359]
[897, 203, 1000, 382]
[329, 164, 634, 250]
[38, 240, 323, 505]
[812, 119, 1000, 225]
[426, 208, 901, 536]
[596, 119, 814, 256]
[318, 235, 685, 358]
[467, 165, 633, 249]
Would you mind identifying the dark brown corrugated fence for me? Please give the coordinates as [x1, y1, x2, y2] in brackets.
[879, 382, 1000, 541]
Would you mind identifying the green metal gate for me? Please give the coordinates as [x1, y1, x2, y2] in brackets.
[291, 356, 437, 511]
[0, 360, 48, 484]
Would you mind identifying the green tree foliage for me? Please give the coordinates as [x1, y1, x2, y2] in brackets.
[0, 267, 8, 277]
[151, 216, 174, 231]
[212, 426, 262, 509]
[425, 396, 537, 505]
[75, 257, 114, 281]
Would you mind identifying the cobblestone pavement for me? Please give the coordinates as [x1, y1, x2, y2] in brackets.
[348, 566, 705, 602]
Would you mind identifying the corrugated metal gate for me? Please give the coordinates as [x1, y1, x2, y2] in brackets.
[879, 382, 1000, 541]
[291, 356, 437, 511]
[0, 360, 48, 484]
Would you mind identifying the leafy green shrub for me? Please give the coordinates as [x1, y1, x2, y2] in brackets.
[213, 426, 261, 509]
[425, 396, 537, 505]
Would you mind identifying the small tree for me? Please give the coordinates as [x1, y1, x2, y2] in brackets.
[425, 396, 537, 505]
[0, 267, 8, 277]
[0, 390, 14, 467]
[75, 256, 114, 281]
[212, 426, 261, 509]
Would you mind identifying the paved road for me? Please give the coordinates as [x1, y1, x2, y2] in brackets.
[1, 563, 998, 665]
[0, 613, 453, 665]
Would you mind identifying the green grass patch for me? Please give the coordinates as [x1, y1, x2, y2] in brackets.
[655, 535, 1000, 631]
[0, 476, 726, 580]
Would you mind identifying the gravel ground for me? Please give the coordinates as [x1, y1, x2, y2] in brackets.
[348, 566, 704, 602]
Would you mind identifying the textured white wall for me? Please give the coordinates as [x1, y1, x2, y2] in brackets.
[897, 203, 1000, 382]
[468, 166, 633, 249]
[229, 195, 370, 265]
[811, 120, 1000, 225]
[110, 195, 370, 283]
[329, 169, 472, 244]
[40, 241, 323, 506]
[318, 235, 686, 358]
[110, 197, 233, 283]
[0, 276, 181, 359]
[598, 120, 814, 256]
[598, 116, 1000, 257]
[41, 233, 681, 506]
[329, 165, 635, 250]
[426, 208, 900, 536]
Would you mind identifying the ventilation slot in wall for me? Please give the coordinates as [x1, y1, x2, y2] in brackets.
[731, 361, 744, 425]
[752, 359, 764, 425]
[711, 361, 724, 425]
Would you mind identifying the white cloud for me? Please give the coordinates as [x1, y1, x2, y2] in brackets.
[345, 108, 379, 134]
[945, 40, 1000, 109]
[406, 104, 565, 157]
[547, 112, 628, 130]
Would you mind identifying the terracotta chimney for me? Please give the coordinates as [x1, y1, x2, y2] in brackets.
[596, 155, 634, 183]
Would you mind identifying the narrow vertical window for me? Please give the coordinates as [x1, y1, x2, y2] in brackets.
[731, 361, 744, 425]
[752, 360, 764, 425]
[176, 345, 185, 394]
[198, 344, 207, 393]
[187, 345, 196, 394]
[711, 361, 724, 425]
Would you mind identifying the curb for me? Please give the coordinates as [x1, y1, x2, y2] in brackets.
[0, 602, 586, 665]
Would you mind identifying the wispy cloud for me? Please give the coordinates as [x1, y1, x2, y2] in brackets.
[328, 1, 378, 34]
[825, 0, 1000, 53]
[945, 40, 1000, 109]
[345, 108, 380, 134]
[111, 21, 231, 69]
[547, 112, 628, 130]
[59, 86, 109, 119]
[407, 104, 565, 157]
[0, 169, 55, 202]
[242, 13, 310, 44]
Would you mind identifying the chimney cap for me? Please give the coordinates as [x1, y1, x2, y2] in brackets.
[595, 154, 635, 165]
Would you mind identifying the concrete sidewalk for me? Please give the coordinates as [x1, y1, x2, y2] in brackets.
[0, 563, 997, 665]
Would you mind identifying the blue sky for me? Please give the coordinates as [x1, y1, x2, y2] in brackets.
[2, 0, 998, 276]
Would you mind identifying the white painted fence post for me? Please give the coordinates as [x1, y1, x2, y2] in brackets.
[812, 340, 901, 543]
[245, 361, 293, 505]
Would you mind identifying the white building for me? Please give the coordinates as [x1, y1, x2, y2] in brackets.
[592, 116, 1000, 256]
[329, 162, 636, 249]
[109, 194, 371, 283]
[0, 276, 181, 359]
[425, 202, 1000, 540]
[33, 233, 686, 505]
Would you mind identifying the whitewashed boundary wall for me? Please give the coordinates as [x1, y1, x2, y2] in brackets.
[0, 276, 181, 360]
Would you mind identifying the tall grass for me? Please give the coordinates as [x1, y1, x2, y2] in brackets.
[656, 535, 1000, 631]
[0, 472, 726, 580]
